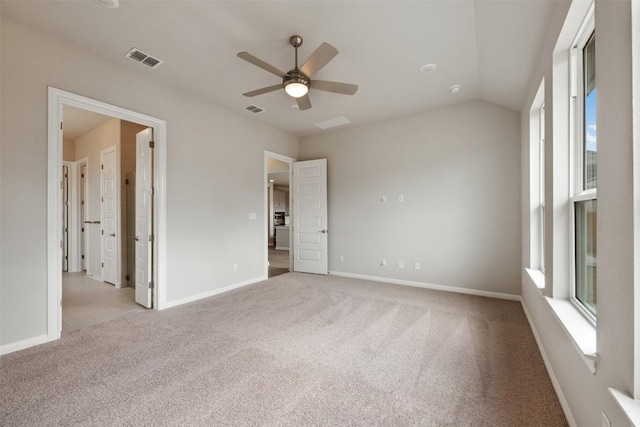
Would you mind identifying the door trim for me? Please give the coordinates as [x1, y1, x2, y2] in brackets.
[75, 158, 89, 273]
[47, 87, 168, 343]
[100, 145, 119, 286]
[264, 151, 295, 277]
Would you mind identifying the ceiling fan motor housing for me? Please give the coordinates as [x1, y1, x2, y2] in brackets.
[284, 69, 310, 89]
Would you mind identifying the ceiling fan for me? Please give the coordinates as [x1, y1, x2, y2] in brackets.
[237, 35, 358, 111]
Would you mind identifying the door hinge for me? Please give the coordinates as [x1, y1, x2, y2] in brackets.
[81, 227, 84, 232]
[149, 140, 155, 148]
[82, 255, 85, 259]
[126, 274, 130, 282]
[81, 173, 84, 178]
[101, 164, 104, 170]
[151, 187, 155, 196]
[148, 281, 154, 289]
[125, 178, 129, 185]
[60, 122, 63, 130]
[101, 197, 104, 202]
[101, 229, 104, 235]
[149, 235, 154, 242]
[102, 262, 104, 268]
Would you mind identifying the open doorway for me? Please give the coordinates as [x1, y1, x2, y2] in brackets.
[60, 106, 150, 333]
[265, 151, 294, 278]
[47, 87, 167, 343]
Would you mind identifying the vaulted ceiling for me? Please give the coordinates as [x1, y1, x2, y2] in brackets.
[1, 0, 563, 136]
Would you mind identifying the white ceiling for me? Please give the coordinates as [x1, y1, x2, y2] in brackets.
[2, 0, 562, 137]
[63, 105, 113, 141]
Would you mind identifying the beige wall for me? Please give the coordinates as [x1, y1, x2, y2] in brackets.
[520, 0, 636, 425]
[74, 118, 121, 278]
[63, 138, 75, 161]
[0, 16, 298, 347]
[300, 100, 521, 296]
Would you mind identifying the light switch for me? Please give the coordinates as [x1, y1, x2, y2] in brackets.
[249, 212, 257, 220]
[399, 195, 404, 202]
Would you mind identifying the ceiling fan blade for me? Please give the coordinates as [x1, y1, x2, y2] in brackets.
[300, 43, 338, 77]
[296, 94, 312, 110]
[310, 80, 358, 95]
[237, 52, 287, 78]
[242, 84, 283, 97]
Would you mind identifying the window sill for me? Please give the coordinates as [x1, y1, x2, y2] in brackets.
[545, 297, 597, 373]
[525, 268, 545, 291]
[609, 388, 640, 425]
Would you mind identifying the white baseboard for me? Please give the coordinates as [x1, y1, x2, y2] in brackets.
[161, 275, 268, 309]
[328, 270, 521, 301]
[0, 334, 51, 356]
[521, 300, 577, 427]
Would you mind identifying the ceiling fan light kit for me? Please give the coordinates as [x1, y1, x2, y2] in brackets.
[237, 34, 358, 110]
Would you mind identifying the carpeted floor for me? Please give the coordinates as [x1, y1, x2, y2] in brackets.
[0, 273, 567, 426]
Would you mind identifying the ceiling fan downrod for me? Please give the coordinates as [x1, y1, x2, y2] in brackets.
[290, 35, 303, 70]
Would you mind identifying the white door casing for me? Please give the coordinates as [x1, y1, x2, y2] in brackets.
[101, 147, 118, 285]
[62, 164, 69, 272]
[293, 159, 328, 275]
[135, 128, 153, 308]
[46, 87, 166, 346]
[79, 162, 88, 271]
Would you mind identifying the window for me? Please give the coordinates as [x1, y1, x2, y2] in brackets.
[570, 20, 597, 320]
[529, 81, 545, 276]
[539, 103, 545, 272]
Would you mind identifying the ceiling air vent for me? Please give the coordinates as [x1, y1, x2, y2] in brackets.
[244, 104, 265, 114]
[125, 48, 163, 69]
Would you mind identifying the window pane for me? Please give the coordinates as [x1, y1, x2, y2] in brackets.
[575, 199, 597, 315]
[583, 34, 597, 190]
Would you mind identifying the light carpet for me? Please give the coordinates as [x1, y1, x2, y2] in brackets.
[0, 273, 566, 426]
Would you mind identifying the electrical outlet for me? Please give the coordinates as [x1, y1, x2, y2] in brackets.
[339, 255, 344, 262]
[399, 195, 404, 202]
[398, 260, 404, 268]
[381, 259, 387, 266]
[415, 262, 420, 270]
[601, 412, 611, 427]
[233, 263, 238, 271]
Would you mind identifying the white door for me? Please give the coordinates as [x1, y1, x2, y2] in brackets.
[79, 163, 87, 271]
[293, 159, 328, 275]
[135, 128, 153, 308]
[62, 165, 69, 271]
[101, 147, 118, 285]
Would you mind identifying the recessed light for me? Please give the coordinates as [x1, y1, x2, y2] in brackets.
[420, 63, 437, 73]
[449, 85, 462, 94]
[94, 0, 119, 8]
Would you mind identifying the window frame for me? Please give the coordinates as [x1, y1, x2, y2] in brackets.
[539, 103, 546, 273]
[569, 11, 597, 324]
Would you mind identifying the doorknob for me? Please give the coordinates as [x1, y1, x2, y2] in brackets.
[134, 236, 139, 242]
[109, 233, 116, 237]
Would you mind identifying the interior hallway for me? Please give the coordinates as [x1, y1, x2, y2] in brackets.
[62, 272, 146, 334]
[268, 247, 289, 278]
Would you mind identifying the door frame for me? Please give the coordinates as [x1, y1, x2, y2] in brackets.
[75, 158, 89, 273]
[47, 87, 168, 342]
[99, 145, 120, 286]
[264, 151, 295, 277]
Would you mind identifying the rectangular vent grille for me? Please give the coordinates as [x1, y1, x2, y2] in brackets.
[244, 104, 265, 114]
[125, 48, 163, 69]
